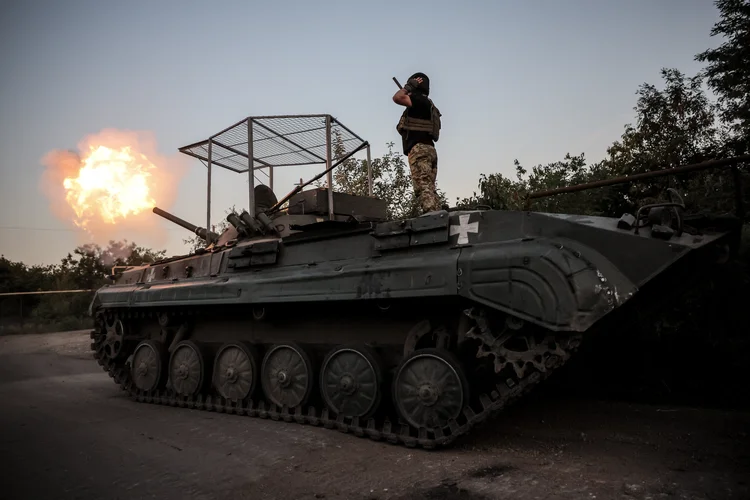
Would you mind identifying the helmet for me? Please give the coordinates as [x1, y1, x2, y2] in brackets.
[408, 72, 430, 96]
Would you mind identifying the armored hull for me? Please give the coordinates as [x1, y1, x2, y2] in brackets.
[89, 191, 740, 449]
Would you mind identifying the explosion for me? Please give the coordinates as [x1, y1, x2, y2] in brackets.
[63, 145, 157, 228]
[41, 128, 188, 247]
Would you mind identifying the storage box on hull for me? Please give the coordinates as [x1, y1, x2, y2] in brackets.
[287, 188, 388, 221]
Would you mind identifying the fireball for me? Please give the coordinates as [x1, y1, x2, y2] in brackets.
[63, 145, 157, 227]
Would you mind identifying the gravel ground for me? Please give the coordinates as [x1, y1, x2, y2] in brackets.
[0, 330, 747, 500]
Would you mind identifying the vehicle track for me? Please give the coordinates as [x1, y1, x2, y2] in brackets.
[90, 306, 583, 450]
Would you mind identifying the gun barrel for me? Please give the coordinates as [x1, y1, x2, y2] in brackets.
[153, 206, 199, 232]
[152, 207, 219, 242]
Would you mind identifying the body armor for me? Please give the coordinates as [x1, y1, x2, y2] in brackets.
[396, 99, 442, 142]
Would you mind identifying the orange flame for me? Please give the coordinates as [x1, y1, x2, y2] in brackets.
[62, 145, 157, 227]
[41, 129, 189, 248]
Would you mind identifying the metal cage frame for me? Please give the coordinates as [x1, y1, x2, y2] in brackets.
[177, 114, 373, 231]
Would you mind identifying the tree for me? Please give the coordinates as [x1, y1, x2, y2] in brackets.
[604, 68, 744, 218]
[456, 66, 742, 220]
[328, 139, 414, 220]
[323, 132, 447, 220]
[455, 154, 611, 215]
[454, 166, 527, 212]
[57, 240, 166, 289]
[0, 241, 166, 326]
[695, 0, 750, 151]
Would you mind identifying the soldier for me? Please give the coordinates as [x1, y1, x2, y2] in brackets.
[392, 72, 442, 214]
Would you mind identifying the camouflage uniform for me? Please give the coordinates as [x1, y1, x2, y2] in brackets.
[407, 142, 440, 213]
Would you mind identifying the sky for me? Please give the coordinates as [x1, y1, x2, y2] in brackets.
[0, 0, 722, 267]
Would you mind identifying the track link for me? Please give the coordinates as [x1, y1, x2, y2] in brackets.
[90, 307, 582, 450]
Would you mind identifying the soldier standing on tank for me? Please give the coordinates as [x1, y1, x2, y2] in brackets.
[392, 72, 442, 214]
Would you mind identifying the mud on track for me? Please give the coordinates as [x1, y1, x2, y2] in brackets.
[0, 331, 748, 500]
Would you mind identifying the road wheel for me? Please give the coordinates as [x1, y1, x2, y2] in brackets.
[392, 347, 469, 431]
[131, 340, 166, 393]
[168, 340, 207, 397]
[319, 344, 383, 419]
[260, 342, 314, 409]
[213, 342, 259, 402]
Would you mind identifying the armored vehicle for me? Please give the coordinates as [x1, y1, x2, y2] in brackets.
[89, 115, 746, 449]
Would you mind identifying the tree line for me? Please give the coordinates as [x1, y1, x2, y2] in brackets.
[0, 242, 165, 333]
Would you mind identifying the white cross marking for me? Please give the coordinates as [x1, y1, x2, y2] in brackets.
[450, 214, 479, 245]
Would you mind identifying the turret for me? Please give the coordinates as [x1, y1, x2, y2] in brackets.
[152, 207, 219, 243]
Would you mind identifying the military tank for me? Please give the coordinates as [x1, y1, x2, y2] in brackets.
[88, 115, 745, 449]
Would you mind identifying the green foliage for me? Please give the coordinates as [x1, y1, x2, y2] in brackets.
[55, 240, 166, 290]
[455, 154, 612, 216]
[0, 240, 166, 332]
[328, 137, 413, 219]
[319, 132, 446, 220]
[456, 66, 746, 222]
[695, 0, 750, 148]
[603, 68, 737, 216]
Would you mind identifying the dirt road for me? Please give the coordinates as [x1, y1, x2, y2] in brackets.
[0, 331, 747, 500]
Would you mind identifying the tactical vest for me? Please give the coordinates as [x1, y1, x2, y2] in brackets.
[396, 98, 441, 142]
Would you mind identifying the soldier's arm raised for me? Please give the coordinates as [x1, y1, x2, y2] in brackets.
[392, 88, 412, 107]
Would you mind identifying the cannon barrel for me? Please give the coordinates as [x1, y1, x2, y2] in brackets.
[152, 207, 219, 242]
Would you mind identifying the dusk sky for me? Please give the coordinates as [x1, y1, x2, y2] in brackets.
[0, 0, 721, 266]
